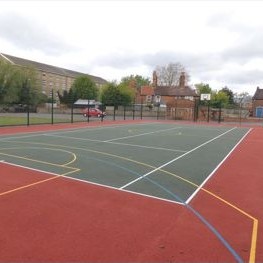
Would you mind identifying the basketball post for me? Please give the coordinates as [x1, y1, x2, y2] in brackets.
[155, 95, 161, 120]
[207, 100, 210, 122]
[200, 94, 211, 122]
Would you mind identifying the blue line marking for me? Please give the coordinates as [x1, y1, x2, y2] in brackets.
[144, 176, 243, 263]
[82, 155, 243, 263]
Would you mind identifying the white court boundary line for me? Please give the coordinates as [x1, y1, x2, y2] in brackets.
[186, 128, 252, 204]
[0, 160, 184, 206]
[120, 127, 237, 190]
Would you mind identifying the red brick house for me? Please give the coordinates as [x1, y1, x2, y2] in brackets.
[139, 71, 199, 120]
[252, 87, 263, 117]
[139, 86, 154, 104]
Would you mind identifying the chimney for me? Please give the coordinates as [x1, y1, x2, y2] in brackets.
[179, 72, 185, 88]
[152, 71, 157, 88]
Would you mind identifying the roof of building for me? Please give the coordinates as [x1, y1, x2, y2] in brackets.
[140, 86, 154, 96]
[252, 87, 263, 100]
[74, 99, 101, 106]
[155, 85, 198, 97]
[0, 53, 108, 85]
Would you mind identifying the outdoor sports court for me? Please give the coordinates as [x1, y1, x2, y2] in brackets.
[0, 120, 262, 262]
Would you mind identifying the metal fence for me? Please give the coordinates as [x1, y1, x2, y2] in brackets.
[1, 102, 262, 127]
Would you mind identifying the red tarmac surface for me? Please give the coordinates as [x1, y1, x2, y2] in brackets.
[0, 121, 262, 262]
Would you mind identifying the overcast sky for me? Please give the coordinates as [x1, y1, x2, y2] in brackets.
[0, 0, 262, 95]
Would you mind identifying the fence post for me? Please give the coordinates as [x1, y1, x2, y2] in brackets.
[133, 103, 135, 120]
[207, 101, 210, 122]
[71, 101, 74, 123]
[51, 89, 54, 124]
[26, 78, 30, 126]
[193, 98, 198, 122]
[218, 104, 222, 123]
[140, 97, 143, 120]
[87, 99, 90, 123]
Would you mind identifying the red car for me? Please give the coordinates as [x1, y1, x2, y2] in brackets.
[82, 108, 106, 118]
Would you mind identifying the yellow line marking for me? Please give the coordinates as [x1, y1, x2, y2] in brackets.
[0, 175, 61, 196]
[0, 166, 81, 197]
[0, 146, 77, 167]
[1, 140, 259, 262]
[0, 152, 77, 171]
[201, 188, 258, 263]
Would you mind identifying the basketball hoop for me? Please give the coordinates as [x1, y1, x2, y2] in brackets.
[200, 93, 211, 101]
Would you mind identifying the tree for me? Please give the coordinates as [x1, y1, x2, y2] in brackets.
[219, 86, 234, 105]
[195, 83, 213, 105]
[100, 82, 133, 107]
[120, 75, 150, 90]
[0, 59, 21, 104]
[155, 62, 189, 86]
[234, 92, 251, 106]
[118, 81, 135, 105]
[0, 59, 42, 106]
[100, 82, 119, 106]
[211, 90, 229, 108]
[195, 83, 212, 95]
[16, 66, 42, 107]
[71, 76, 98, 100]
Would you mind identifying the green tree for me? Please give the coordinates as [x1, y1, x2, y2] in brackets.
[100, 82, 119, 106]
[195, 83, 212, 95]
[118, 82, 135, 105]
[211, 90, 229, 108]
[0, 59, 42, 106]
[120, 75, 150, 90]
[0, 59, 20, 104]
[71, 76, 98, 100]
[17, 66, 42, 106]
[57, 89, 75, 106]
[100, 82, 133, 107]
[220, 86, 234, 105]
[195, 83, 213, 105]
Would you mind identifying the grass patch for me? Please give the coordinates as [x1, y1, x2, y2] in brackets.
[0, 115, 68, 126]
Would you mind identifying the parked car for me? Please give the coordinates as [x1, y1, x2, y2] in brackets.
[82, 108, 106, 118]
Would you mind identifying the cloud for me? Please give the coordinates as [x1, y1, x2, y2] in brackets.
[219, 69, 263, 85]
[222, 36, 263, 64]
[0, 12, 75, 55]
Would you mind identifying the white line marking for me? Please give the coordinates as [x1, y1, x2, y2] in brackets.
[0, 122, 160, 140]
[185, 128, 253, 204]
[60, 176, 184, 206]
[104, 127, 182, 142]
[43, 133, 187, 153]
[0, 160, 60, 177]
[1, 160, 184, 206]
[106, 141, 187, 153]
[120, 127, 237, 190]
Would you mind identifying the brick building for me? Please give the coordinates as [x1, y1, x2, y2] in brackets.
[252, 87, 263, 117]
[0, 53, 107, 98]
[139, 71, 199, 120]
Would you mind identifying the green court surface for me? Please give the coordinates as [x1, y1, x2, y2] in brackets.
[0, 122, 250, 203]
